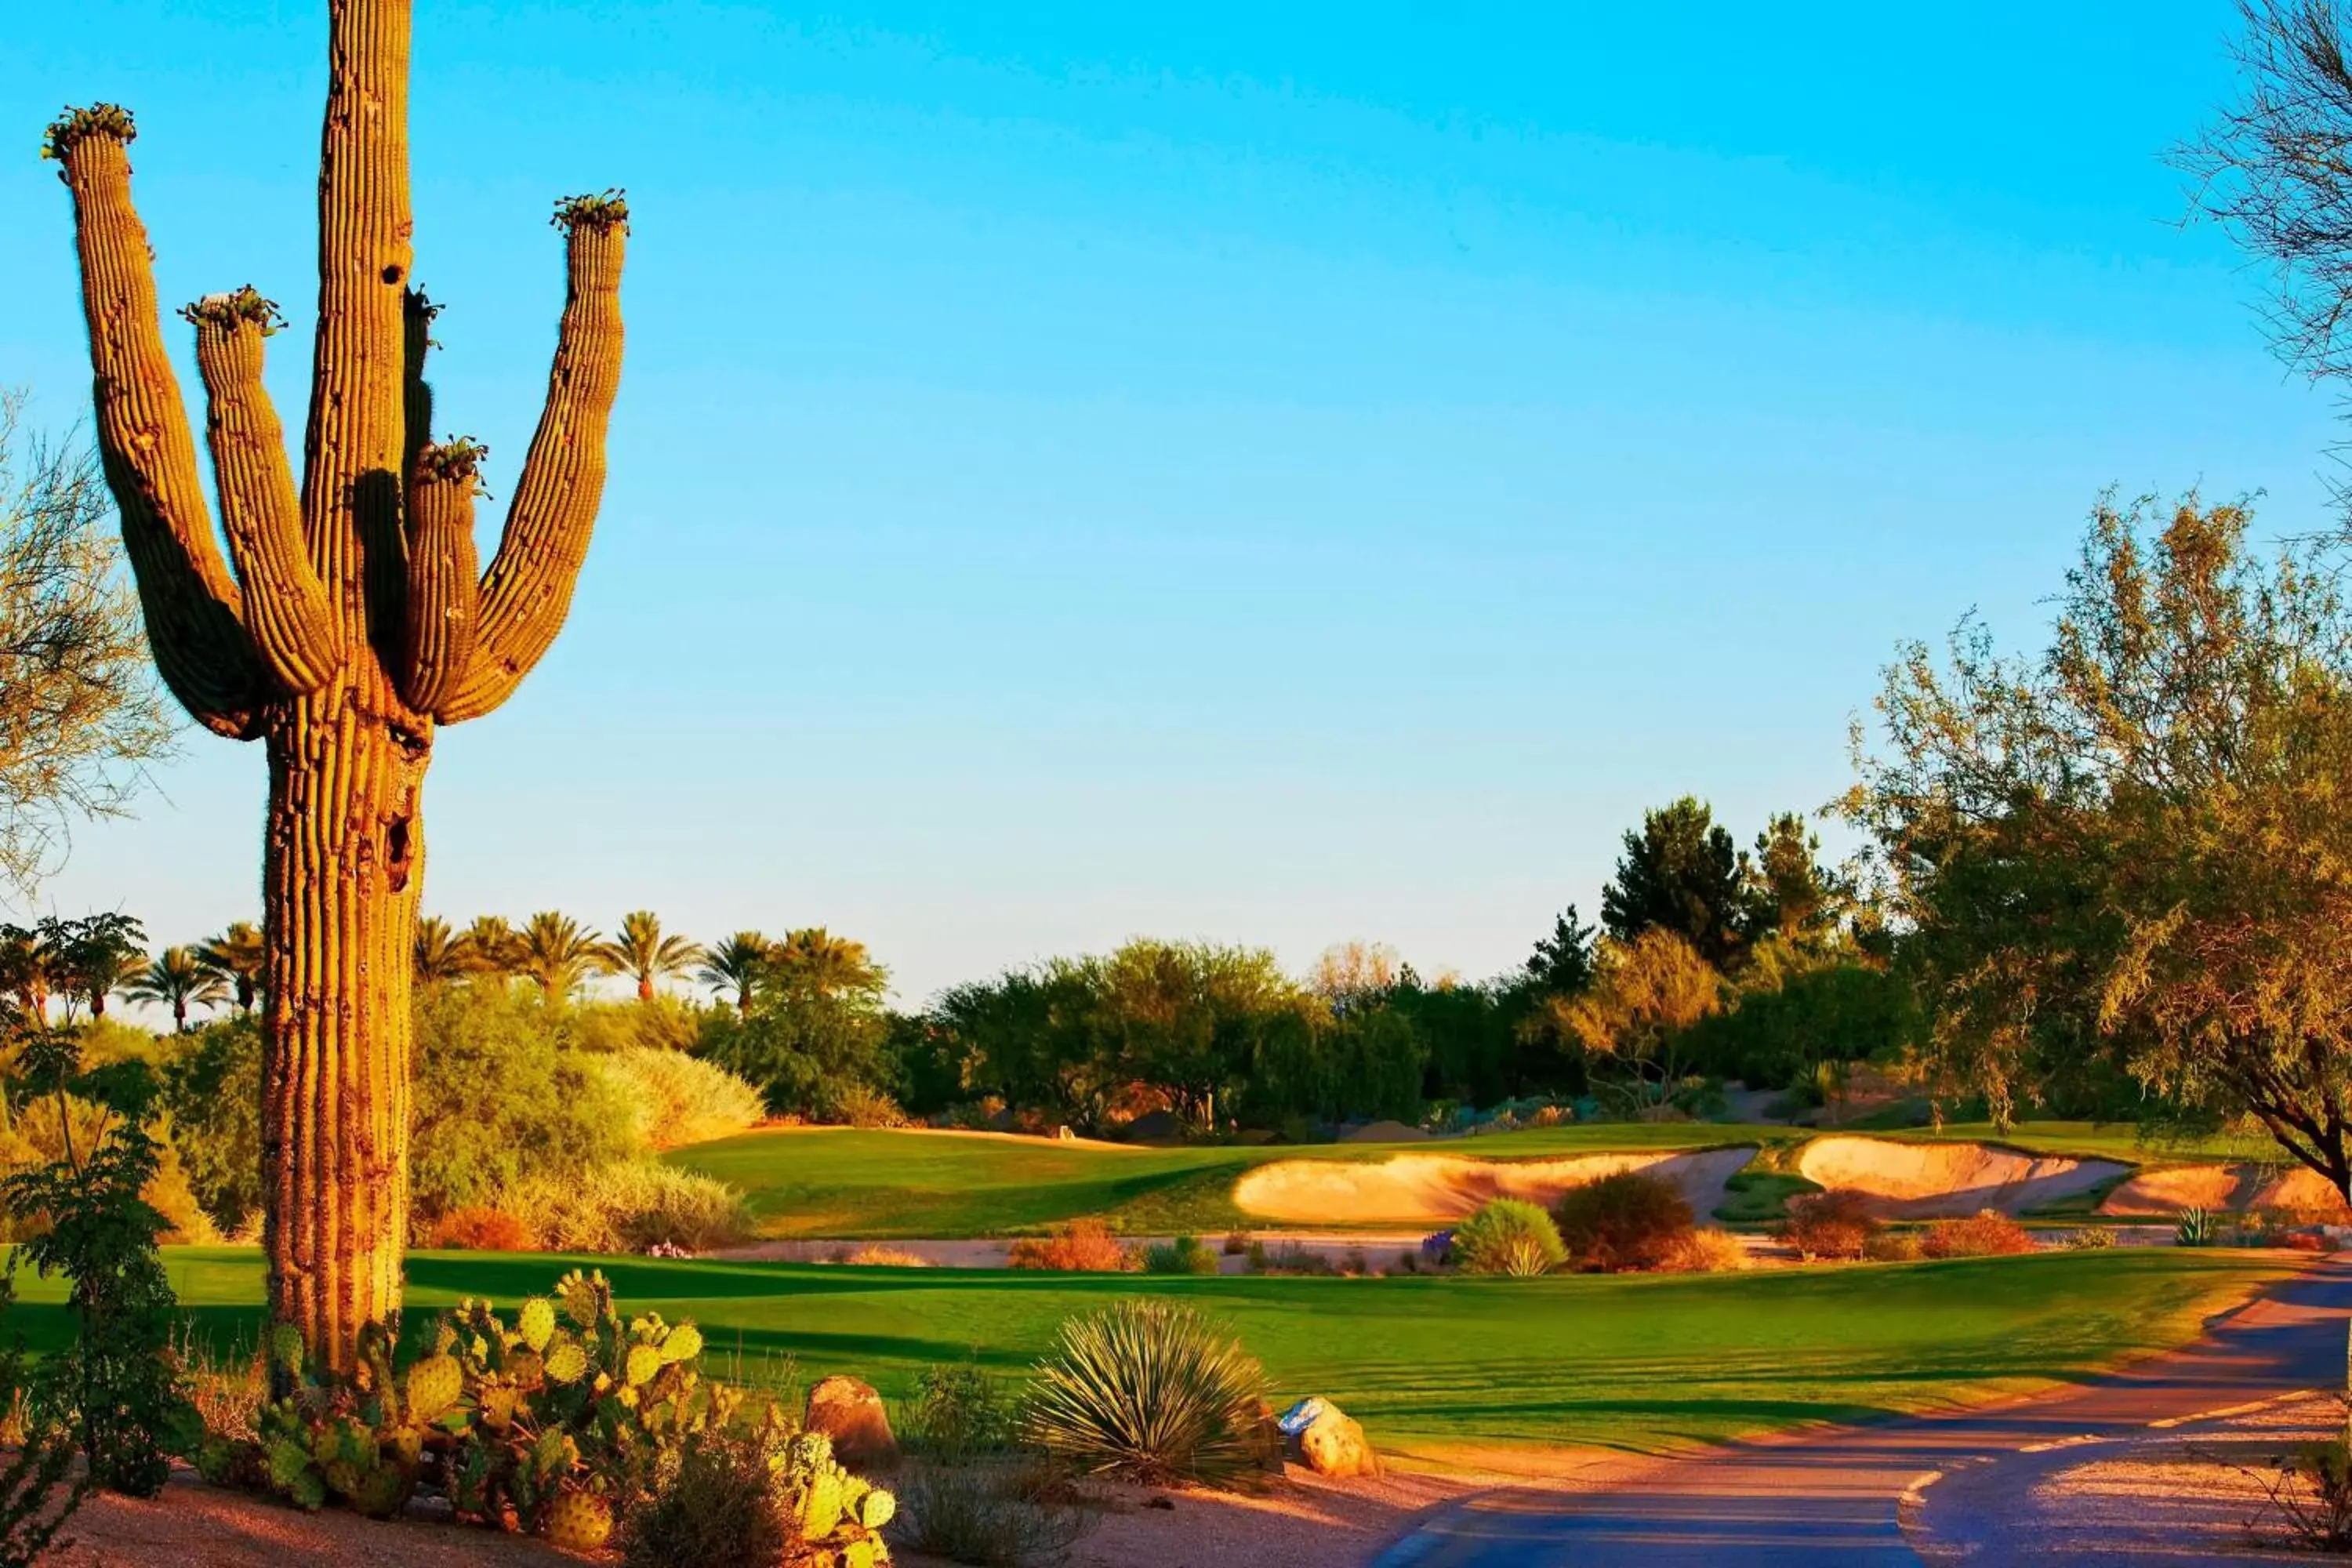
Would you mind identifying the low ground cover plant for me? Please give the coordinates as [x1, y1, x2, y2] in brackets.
[1777, 1189, 1882, 1261]
[1453, 1200, 1568, 1276]
[1022, 1298, 1271, 1487]
[1552, 1172, 1694, 1272]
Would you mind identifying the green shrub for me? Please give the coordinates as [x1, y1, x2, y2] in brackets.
[158, 1015, 260, 1228]
[1022, 1298, 1271, 1488]
[0, 1265, 89, 1563]
[1452, 1200, 1568, 1276]
[1142, 1235, 1220, 1276]
[1862, 1230, 1923, 1262]
[408, 983, 641, 1215]
[902, 1366, 1016, 1461]
[895, 1457, 1094, 1567]
[1776, 1189, 1882, 1261]
[2065, 1225, 2120, 1250]
[502, 1162, 753, 1253]
[622, 1424, 788, 1568]
[1552, 1172, 1693, 1272]
[596, 1048, 765, 1149]
[569, 995, 708, 1055]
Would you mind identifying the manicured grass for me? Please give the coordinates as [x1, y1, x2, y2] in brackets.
[99, 1246, 2287, 1455]
[664, 1121, 2256, 1240]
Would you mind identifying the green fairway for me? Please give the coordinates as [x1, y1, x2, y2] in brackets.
[665, 1122, 2258, 1240]
[100, 1246, 2286, 1456]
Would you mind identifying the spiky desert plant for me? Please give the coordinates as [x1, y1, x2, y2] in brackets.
[1021, 1298, 1270, 1489]
[593, 911, 702, 1003]
[698, 931, 771, 1014]
[122, 946, 233, 1033]
[519, 911, 601, 999]
[195, 920, 267, 1011]
[45, 2, 629, 1373]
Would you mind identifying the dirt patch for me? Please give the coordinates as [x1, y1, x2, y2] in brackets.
[1231, 1147, 1756, 1225]
[51, 1476, 576, 1567]
[1339, 1120, 1433, 1144]
[1794, 1136, 2126, 1218]
[2100, 1164, 2352, 1218]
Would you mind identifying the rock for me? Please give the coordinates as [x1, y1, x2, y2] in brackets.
[805, 1376, 898, 1471]
[1277, 1397, 1379, 1479]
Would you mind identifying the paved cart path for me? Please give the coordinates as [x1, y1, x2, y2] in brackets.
[1376, 1258, 2352, 1566]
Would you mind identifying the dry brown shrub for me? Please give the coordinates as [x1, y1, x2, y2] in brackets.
[1920, 1209, 2036, 1258]
[844, 1245, 933, 1267]
[1007, 1220, 1137, 1272]
[1776, 1189, 1881, 1260]
[1656, 1227, 1748, 1272]
[430, 1206, 535, 1251]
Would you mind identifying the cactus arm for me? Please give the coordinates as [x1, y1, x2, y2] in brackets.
[397, 441, 482, 712]
[47, 110, 268, 739]
[300, 0, 416, 633]
[435, 197, 626, 724]
[187, 291, 342, 695]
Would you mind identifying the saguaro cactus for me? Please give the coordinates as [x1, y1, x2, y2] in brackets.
[45, 2, 626, 1372]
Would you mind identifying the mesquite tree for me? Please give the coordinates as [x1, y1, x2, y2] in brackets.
[44, 2, 626, 1370]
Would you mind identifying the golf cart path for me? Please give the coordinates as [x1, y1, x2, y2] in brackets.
[1375, 1256, 2352, 1566]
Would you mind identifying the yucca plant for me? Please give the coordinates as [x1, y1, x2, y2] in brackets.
[1020, 1298, 1270, 1489]
[2175, 1205, 2216, 1247]
[1454, 1198, 1568, 1276]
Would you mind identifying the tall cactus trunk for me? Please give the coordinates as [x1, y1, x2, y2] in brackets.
[260, 677, 430, 1359]
[49, 0, 628, 1377]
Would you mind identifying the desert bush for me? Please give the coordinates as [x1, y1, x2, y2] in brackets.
[3, 1091, 217, 1243]
[503, 1162, 753, 1253]
[1552, 1172, 1693, 1272]
[0, 1264, 89, 1564]
[902, 1365, 1016, 1460]
[1452, 1199, 1567, 1276]
[894, 1458, 1095, 1567]
[1022, 1298, 1271, 1488]
[1777, 1189, 1882, 1261]
[844, 1245, 932, 1268]
[818, 1082, 909, 1128]
[158, 1014, 260, 1227]
[430, 1207, 535, 1252]
[568, 995, 707, 1055]
[1247, 1241, 1334, 1276]
[596, 1048, 764, 1149]
[1862, 1230, 1923, 1262]
[2065, 1225, 2119, 1250]
[1921, 1210, 2037, 1259]
[1143, 1235, 1220, 1276]
[1221, 1231, 1253, 1255]
[622, 1423, 790, 1568]
[1656, 1227, 1748, 1273]
[409, 983, 640, 1216]
[1007, 1220, 1134, 1272]
[2244, 1399, 2352, 1554]
[2176, 1205, 2216, 1247]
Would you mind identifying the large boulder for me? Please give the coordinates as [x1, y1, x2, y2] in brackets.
[1277, 1397, 1379, 1479]
[805, 1375, 898, 1472]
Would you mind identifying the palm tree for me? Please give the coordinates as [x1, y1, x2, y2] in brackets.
[123, 946, 233, 1032]
[196, 920, 267, 1011]
[771, 927, 882, 996]
[593, 911, 704, 1003]
[698, 931, 771, 1014]
[413, 916, 470, 985]
[458, 915, 527, 982]
[519, 911, 601, 999]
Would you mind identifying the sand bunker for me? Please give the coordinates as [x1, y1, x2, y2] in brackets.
[1795, 1136, 2127, 1218]
[2101, 1163, 2351, 1218]
[1231, 1147, 1757, 1225]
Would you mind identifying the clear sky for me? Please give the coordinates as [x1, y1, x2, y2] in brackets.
[0, 2, 2339, 1005]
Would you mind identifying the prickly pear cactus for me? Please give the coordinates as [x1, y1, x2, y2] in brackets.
[541, 1488, 614, 1552]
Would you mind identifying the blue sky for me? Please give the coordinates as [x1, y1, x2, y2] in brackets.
[0, 2, 2338, 1004]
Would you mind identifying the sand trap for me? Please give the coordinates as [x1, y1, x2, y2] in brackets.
[1795, 1136, 2126, 1218]
[1231, 1147, 1757, 1225]
[2101, 1163, 2351, 1218]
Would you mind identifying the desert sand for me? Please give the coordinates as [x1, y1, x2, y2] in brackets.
[1230, 1146, 1757, 1225]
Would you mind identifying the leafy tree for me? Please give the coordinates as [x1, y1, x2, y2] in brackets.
[38, 914, 144, 1022]
[1599, 797, 1749, 968]
[2, 1027, 185, 1496]
[0, 394, 174, 891]
[193, 920, 264, 1012]
[1744, 813, 1840, 946]
[412, 915, 468, 985]
[517, 910, 601, 998]
[1849, 499, 2352, 1192]
[1556, 928, 1726, 1107]
[704, 931, 893, 1116]
[697, 931, 771, 1014]
[593, 910, 703, 1003]
[928, 962, 1113, 1128]
[120, 946, 230, 1032]
[159, 1014, 262, 1227]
